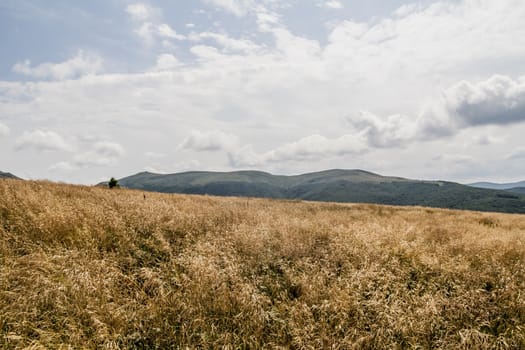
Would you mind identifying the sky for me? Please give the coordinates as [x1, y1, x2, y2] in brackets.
[1, 0, 525, 184]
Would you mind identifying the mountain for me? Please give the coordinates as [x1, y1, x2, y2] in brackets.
[507, 187, 525, 195]
[113, 169, 525, 214]
[0, 171, 20, 179]
[469, 181, 525, 190]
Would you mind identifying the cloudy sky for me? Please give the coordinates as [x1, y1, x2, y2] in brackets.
[1, 0, 525, 184]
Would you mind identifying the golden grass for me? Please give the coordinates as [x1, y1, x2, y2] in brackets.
[1, 179, 525, 349]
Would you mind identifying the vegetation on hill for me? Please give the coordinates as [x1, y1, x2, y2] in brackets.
[469, 181, 525, 190]
[115, 170, 525, 214]
[1, 179, 525, 348]
[507, 187, 525, 195]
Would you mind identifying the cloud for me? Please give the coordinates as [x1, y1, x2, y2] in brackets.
[143, 166, 168, 174]
[321, 1, 343, 9]
[157, 24, 185, 40]
[135, 22, 185, 44]
[153, 54, 182, 71]
[127, 3, 185, 45]
[201, 0, 255, 17]
[0, 122, 9, 137]
[50, 142, 126, 171]
[173, 159, 202, 172]
[432, 153, 476, 165]
[474, 134, 504, 146]
[507, 148, 525, 160]
[264, 134, 366, 162]
[4, 0, 525, 183]
[144, 151, 166, 159]
[70, 142, 126, 168]
[126, 3, 158, 21]
[348, 112, 415, 148]
[347, 75, 525, 148]
[229, 134, 367, 167]
[189, 45, 222, 61]
[15, 130, 71, 152]
[179, 130, 239, 151]
[443, 75, 525, 127]
[48, 161, 77, 172]
[190, 32, 261, 53]
[12, 51, 102, 80]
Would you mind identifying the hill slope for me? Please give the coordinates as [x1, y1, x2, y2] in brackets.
[115, 169, 525, 214]
[469, 180, 525, 190]
[2, 180, 525, 348]
[0, 171, 19, 179]
[508, 187, 525, 194]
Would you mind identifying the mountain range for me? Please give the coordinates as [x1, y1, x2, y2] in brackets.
[111, 169, 525, 214]
[0, 171, 20, 179]
[469, 180, 525, 193]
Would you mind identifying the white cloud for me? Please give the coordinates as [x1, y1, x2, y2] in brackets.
[173, 159, 202, 172]
[443, 75, 525, 127]
[92, 141, 126, 158]
[50, 142, 126, 171]
[474, 134, 504, 146]
[179, 130, 239, 152]
[264, 134, 366, 162]
[153, 53, 182, 71]
[49, 161, 76, 172]
[143, 166, 167, 174]
[507, 148, 525, 160]
[348, 75, 525, 147]
[3, 0, 525, 183]
[190, 32, 261, 53]
[0, 122, 9, 137]
[432, 153, 476, 165]
[15, 130, 71, 152]
[144, 151, 166, 159]
[321, 1, 343, 9]
[72, 141, 126, 168]
[393, 4, 422, 17]
[157, 23, 186, 40]
[12, 51, 102, 80]
[202, 0, 255, 17]
[135, 22, 185, 44]
[349, 112, 415, 148]
[127, 3, 184, 45]
[189, 45, 222, 61]
[229, 134, 367, 167]
[126, 3, 157, 21]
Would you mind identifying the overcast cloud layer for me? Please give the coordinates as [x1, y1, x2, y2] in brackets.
[1, 0, 525, 184]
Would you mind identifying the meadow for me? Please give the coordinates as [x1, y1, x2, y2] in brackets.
[1, 179, 525, 349]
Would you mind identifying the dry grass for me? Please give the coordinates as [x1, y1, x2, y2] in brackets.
[1, 179, 525, 349]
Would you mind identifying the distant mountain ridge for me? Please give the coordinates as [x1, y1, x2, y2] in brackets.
[112, 169, 525, 214]
[0, 171, 20, 179]
[507, 187, 525, 195]
[469, 181, 525, 190]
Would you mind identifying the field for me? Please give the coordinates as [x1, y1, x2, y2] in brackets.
[1, 180, 525, 349]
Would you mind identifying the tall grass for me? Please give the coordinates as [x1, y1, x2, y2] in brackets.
[1, 179, 525, 349]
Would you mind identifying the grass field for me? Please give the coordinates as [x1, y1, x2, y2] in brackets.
[1, 179, 525, 349]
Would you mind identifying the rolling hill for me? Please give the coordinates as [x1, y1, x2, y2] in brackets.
[112, 169, 525, 214]
[507, 187, 525, 195]
[0, 171, 20, 179]
[469, 180, 525, 190]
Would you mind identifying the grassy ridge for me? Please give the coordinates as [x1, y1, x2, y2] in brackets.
[1, 180, 525, 348]
[116, 170, 525, 214]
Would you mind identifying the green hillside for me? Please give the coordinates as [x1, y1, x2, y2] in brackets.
[507, 187, 525, 195]
[114, 169, 525, 214]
